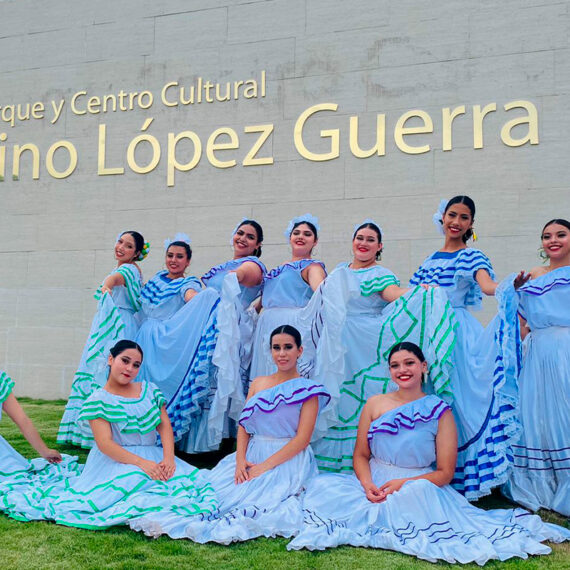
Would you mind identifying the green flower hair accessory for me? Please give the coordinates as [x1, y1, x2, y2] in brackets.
[137, 242, 150, 261]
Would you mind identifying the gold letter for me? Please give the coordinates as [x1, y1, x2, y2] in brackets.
[294, 103, 339, 162]
[13, 143, 40, 180]
[473, 103, 497, 149]
[349, 114, 386, 158]
[87, 96, 101, 114]
[0, 132, 6, 180]
[50, 99, 65, 124]
[243, 124, 274, 166]
[31, 102, 45, 120]
[46, 140, 78, 179]
[394, 110, 433, 154]
[167, 131, 202, 187]
[98, 124, 125, 176]
[442, 106, 466, 151]
[71, 91, 87, 115]
[500, 100, 539, 147]
[206, 127, 239, 168]
[127, 118, 161, 174]
[161, 82, 179, 107]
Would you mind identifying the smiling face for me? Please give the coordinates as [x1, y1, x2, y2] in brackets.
[352, 228, 382, 264]
[442, 203, 473, 241]
[542, 223, 570, 262]
[271, 332, 303, 372]
[290, 223, 317, 258]
[107, 348, 142, 386]
[114, 233, 138, 265]
[388, 349, 428, 391]
[233, 223, 260, 258]
[165, 245, 190, 278]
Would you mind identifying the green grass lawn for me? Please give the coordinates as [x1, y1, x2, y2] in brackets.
[1, 399, 569, 570]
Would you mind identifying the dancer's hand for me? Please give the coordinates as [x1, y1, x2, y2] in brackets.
[513, 270, 531, 290]
[100, 285, 112, 295]
[235, 458, 254, 484]
[379, 478, 408, 496]
[159, 457, 176, 480]
[139, 459, 166, 481]
[246, 462, 269, 480]
[363, 481, 385, 503]
[41, 449, 62, 463]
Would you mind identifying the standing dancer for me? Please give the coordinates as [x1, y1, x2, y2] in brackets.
[170, 219, 266, 453]
[503, 219, 570, 515]
[309, 221, 456, 472]
[2, 341, 217, 529]
[410, 196, 528, 499]
[250, 214, 326, 379]
[132, 325, 330, 543]
[58, 231, 148, 448]
[135, 235, 220, 403]
[289, 343, 570, 563]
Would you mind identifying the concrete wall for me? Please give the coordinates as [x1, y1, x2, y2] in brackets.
[1, 0, 569, 398]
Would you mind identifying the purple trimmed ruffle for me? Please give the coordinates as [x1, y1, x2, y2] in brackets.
[264, 259, 326, 282]
[239, 378, 331, 428]
[201, 256, 267, 285]
[367, 397, 450, 440]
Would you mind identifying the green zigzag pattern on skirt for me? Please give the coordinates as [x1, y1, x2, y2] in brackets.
[316, 286, 457, 472]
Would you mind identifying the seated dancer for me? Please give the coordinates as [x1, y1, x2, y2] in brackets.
[2, 341, 217, 529]
[250, 214, 326, 378]
[131, 325, 330, 543]
[58, 230, 149, 448]
[410, 196, 529, 499]
[0, 369, 78, 506]
[288, 342, 570, 564]
[503, 218, 570, 515]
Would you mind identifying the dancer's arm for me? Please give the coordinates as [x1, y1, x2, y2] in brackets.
[3, 394, 62, 463]
[302, 263, 326, 291]
[234, 261, 263, 287]
[475, 268, 497, 296]
[353, 399, 384, 503]
[90, 417, 166, 481]
[379, 410, 457, 496]
[100, 272, 126, 295]
[246, 397, 318, 480]
[184, 289, 199, 303]
[156, 406, 176, 480]
[235, 425, 253, 483]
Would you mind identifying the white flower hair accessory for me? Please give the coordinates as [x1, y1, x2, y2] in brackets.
[432, 199, 448, 236]
[164, 233, 191, 251]
[284, 213, 320, 239]
[353, 218, 383, 238]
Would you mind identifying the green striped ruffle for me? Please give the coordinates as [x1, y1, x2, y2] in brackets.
[85, 296, 126, 365]
[95, 264, 141, 312]
[360, 274, 400, 296]
[78, 385, 165, 435]
[0, 370, 15, 405]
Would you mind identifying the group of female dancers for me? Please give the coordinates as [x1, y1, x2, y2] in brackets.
[0, 196, 569, 565]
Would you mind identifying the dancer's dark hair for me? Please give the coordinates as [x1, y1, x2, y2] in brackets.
[168, 241, 192, 261]
[291, 220, 318, 240]
[109, 339, 144, 360]
[388, 341, 426, 364]
[353, 222, 382, 260]
[270, 325, 302, 348]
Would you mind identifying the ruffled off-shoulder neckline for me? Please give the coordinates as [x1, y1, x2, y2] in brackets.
[239, 377, 330, 426]
[368, 395, 450, 439]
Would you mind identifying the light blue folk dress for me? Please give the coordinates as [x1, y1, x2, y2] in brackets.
[57, 263, 142, 448]
[0, 371, 80, 516]
[288, 395, 570, 564]
[136, 271, 214, 403]
[309, 263, 457, 473]
[131, 377, 330, 543]
[409, 248, 521, 500]
[250, 259, 326, 379]
[170, 256, 266, 453]
[2, 381, 217, 529]
[503, 266, 570, 516]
